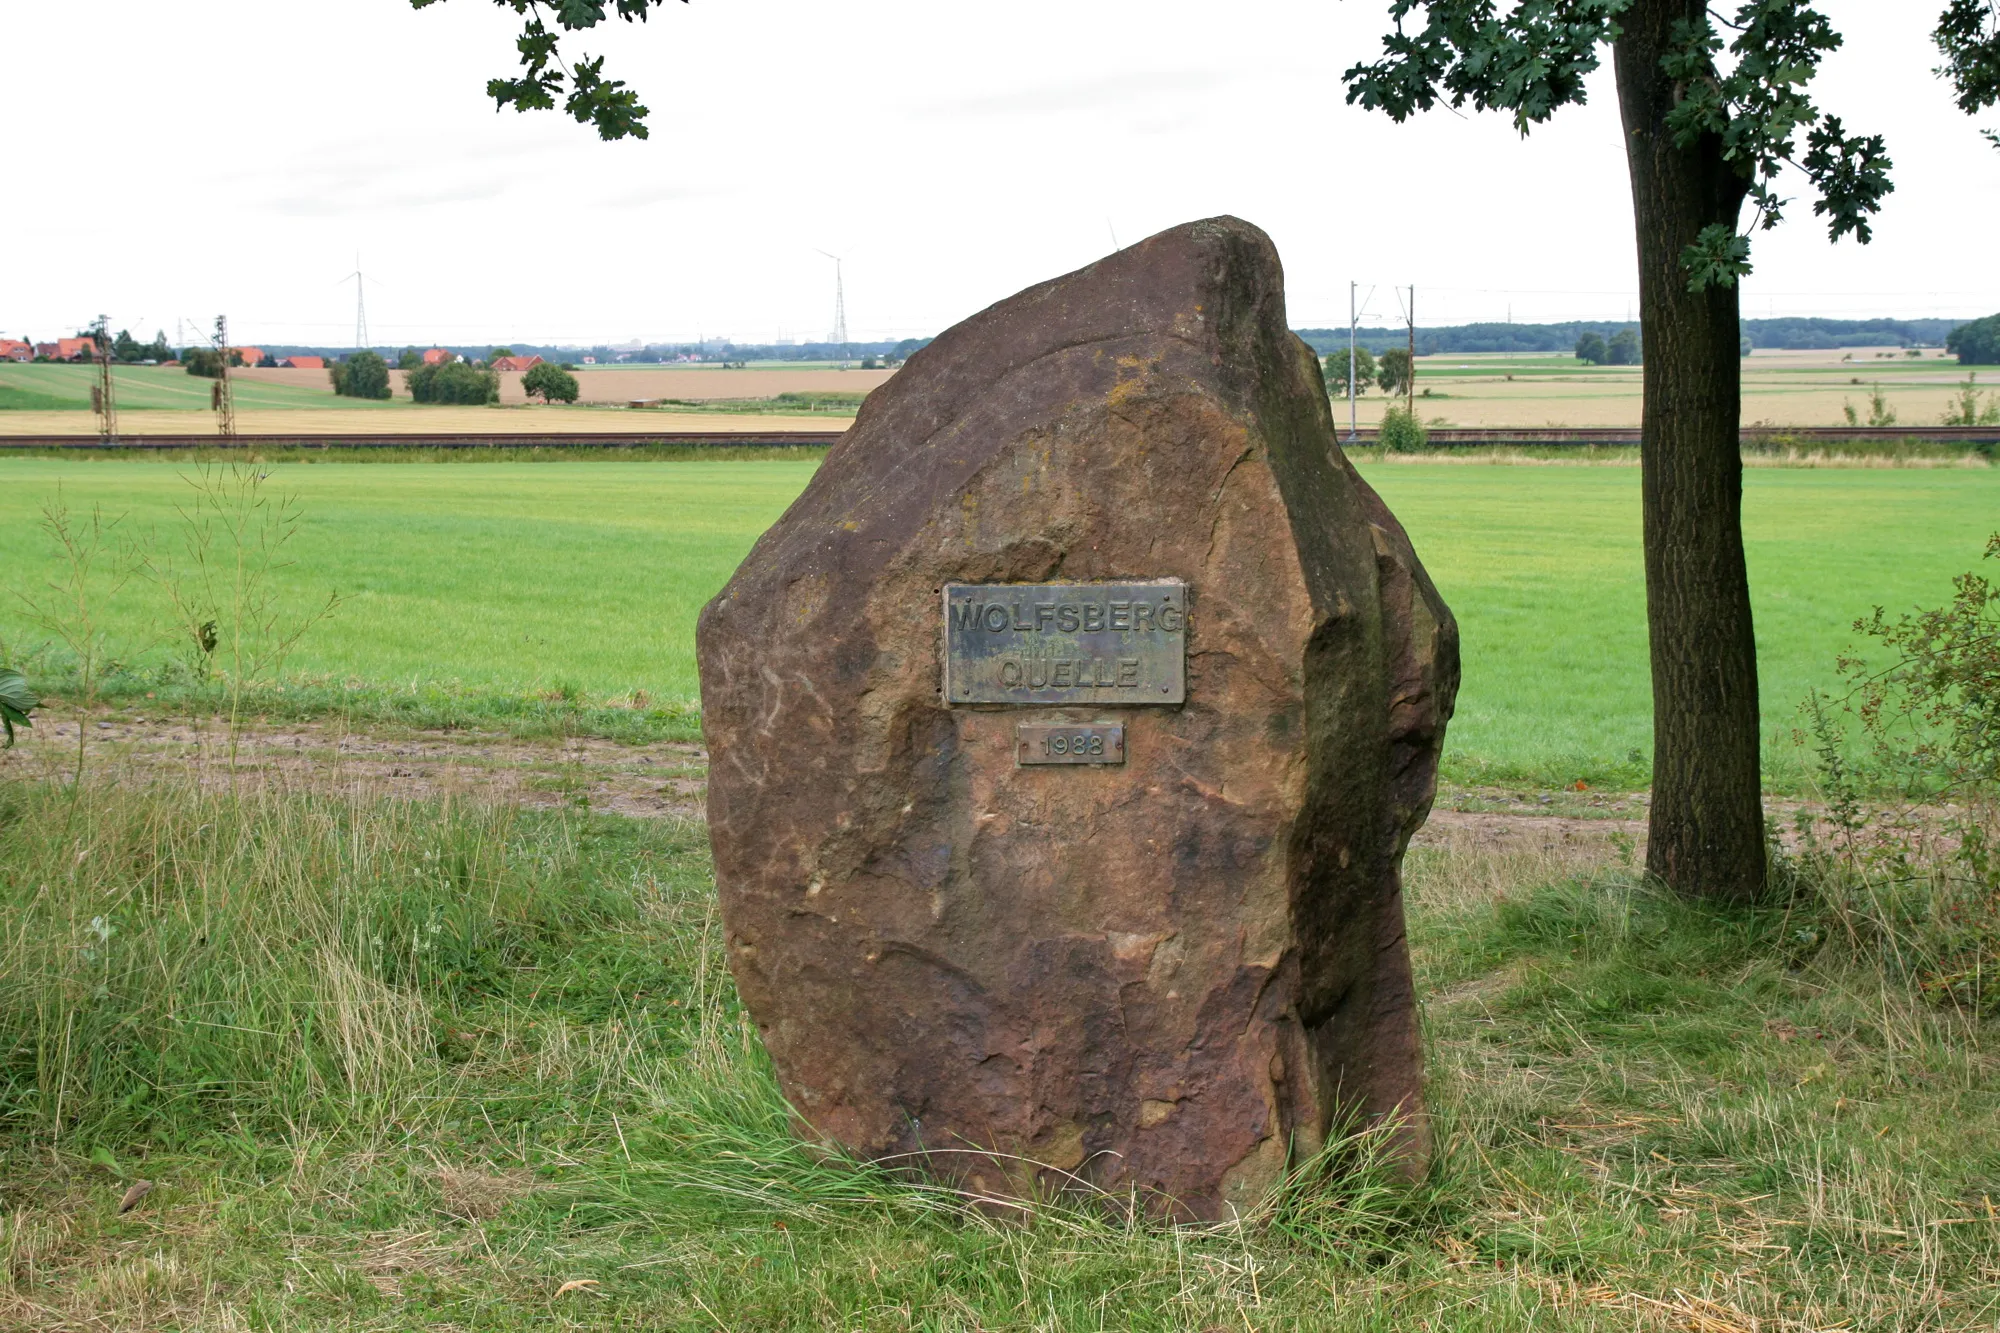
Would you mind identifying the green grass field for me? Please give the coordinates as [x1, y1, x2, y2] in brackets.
[0, 363, 397, 413]
[1, 457, 1995, 785]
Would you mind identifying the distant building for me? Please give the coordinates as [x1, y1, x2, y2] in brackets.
[421, 348, 455, 365]
[48, 337, 98, 361]
[281, 355, 324, 369]
[0, 339, 30, 362]
[581, 355, 597, 365]
[231, 347, 265, 366]
[490, 354, 544, 372]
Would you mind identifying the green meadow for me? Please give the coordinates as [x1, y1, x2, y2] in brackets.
[1, 457, 1995, 785]
[0, 362, 397, 413]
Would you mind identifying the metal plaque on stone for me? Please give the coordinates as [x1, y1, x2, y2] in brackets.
[1016, 722, 1126, 765]
[942, 580, 1186, 705]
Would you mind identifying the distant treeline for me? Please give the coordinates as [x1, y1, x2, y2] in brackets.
[245, 316, 1979, 366]
[1295, 317, 1970, 356]
[251, 338, 933, 365]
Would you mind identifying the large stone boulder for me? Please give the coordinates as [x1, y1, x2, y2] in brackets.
[697, 216, 1457, 1219]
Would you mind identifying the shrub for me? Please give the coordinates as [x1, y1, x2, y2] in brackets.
[182, 348, 226, 378]
[1378, 405, 1429, 452]
[329, 350, 392, 400]
[1946, 313, 2000, 366]
[1797, 533, 2000, 1009]
[522, 362, 580, 404]
[1575, 332, 1608, 365]
[1941, 373, 2000, 427]
[407, 359, 499, 405]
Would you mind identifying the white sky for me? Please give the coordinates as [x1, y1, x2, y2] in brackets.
[5, 0, 1995, 347]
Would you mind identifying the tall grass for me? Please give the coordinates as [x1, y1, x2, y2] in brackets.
[0, 773, 664, 1146]
[4, 771, 1997, 1328]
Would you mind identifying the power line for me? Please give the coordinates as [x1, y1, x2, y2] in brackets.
[89, 314, 116, 443]
[338, 256, 371, 351]
[817, 250, 849, 365]
[211, 315, 236, 440]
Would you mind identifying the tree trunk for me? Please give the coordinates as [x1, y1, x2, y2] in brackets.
[1614, 0, 1767, 901]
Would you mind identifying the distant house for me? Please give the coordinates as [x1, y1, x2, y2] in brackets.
[581, 355, 597, 365]
[421, 348, 455, 365]
[0, 339, 30, 362]
[490, 354, 544, 373]
[231, 347, 265, 366]
[52, 337, 98, 361]
[281, 355, 324, 369]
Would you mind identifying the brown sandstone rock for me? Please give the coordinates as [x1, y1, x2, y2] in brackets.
[697, 216, 1457, 1219]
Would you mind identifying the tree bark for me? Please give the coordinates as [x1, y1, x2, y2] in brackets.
[1614, 0, 1767, 901]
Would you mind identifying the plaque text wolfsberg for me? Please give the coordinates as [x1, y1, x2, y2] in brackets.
[942, 581, 1186, 705]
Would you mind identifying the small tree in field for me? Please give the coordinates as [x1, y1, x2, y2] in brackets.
[1325, 346, 1376, 398]
[1575, 331, 1609, 365]
[330, 350, 392, 400]
[522, 362, 581, 404]
[1377, 347, 1414, 397]
[1607, 328, 1642, 367]
[1346, 1, 2000, 903]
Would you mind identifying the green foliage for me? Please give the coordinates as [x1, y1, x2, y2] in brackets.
[0, 667, 34, 746]
[521, 361, 580, 404]
[181, 348, 225, 379]
[1342, 2, 1895, 291]
[397, 347, 424, 371]
[411, 0, 687, 141]
[1836, 532, 2000, 795]
[1575, 331, 1608, 365]
[1948, 312, 2000, 365]
[1324, 345, 1375, 397]
[407, 358, 499, 405]
[1799, 532, 2000, 1008]
[329, 350, 392, 400]
[1606, 327, 1641, 366]
[1377, 346, 1414, 396]
[1378, 404, 1429, 452]
[1934, 0, 2000, 119]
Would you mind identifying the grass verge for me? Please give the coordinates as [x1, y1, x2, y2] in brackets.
[2, 771, 1994, 1329]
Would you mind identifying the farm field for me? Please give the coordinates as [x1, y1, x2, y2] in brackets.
[2, 456, 1994, 787]
[0, 362, 887, 434]
[7, 350, 1996, 433]
[1330, 345, 1988, 429]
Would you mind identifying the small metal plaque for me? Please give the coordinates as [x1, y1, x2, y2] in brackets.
[1017, 723, 1125, 766]
[943, 580, 1186, 705]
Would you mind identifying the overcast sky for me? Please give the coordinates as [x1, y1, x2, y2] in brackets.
[6, 0, 1995, 347]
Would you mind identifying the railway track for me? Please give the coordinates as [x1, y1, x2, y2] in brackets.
[0, 425, 1995, 450]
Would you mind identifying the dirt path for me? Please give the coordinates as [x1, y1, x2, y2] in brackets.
[4, 713, 707, 820]
[5, 712, 1827, 858]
